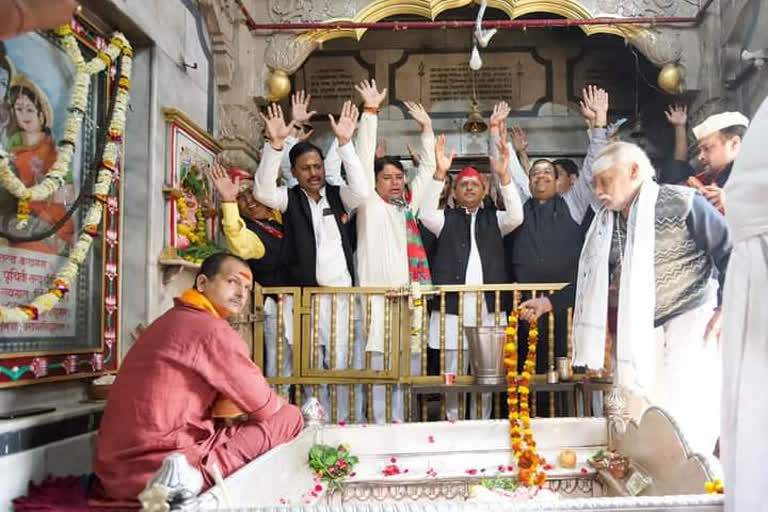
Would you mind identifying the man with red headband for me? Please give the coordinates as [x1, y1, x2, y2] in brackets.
[419, 135, 524, 420]
[93, 253, 303, 501]
[209, 164, 293, 385]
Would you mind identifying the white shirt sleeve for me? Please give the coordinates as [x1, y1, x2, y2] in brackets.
[323, 137, 345, 187]
[336, 141, 370, 212]
[495, 181, 525, 236]
[253, 143, 289, 212]
[563, 128, 609, 223]
[355, 113, 377, 194]
[418, 178, 446, 237]
[408, 131, 437, 215]
[489, 135, 531, 201]
[279, 136, 299, 188]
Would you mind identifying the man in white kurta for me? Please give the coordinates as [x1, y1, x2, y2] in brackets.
[420, 136, 524, 420]
[720, 96, 768, 512]
[254, 102, 369, 423]
[354, 80, 436, 423]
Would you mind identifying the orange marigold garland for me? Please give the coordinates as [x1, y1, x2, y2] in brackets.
[504, 310, 547, 487]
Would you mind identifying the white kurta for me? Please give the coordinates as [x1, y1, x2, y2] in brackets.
[354, 113, 437, 352]
[721, 97, 768, 512]
[419, 177, 524, 350]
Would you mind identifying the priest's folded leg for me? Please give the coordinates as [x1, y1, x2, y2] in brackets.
[203, 403, 304, 482]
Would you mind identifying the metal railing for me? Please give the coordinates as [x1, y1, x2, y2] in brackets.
[232, 283, 592, 424]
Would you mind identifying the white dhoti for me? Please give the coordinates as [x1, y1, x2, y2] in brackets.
[643, 294, 721, 455]
[307, 294, 366, 423]
[720, 236, 768, 511]
[264, 296, 295, 390]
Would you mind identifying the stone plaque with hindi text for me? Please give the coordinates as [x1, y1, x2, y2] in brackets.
[292, 53, 373, 115]
[390, 49, 551, 116]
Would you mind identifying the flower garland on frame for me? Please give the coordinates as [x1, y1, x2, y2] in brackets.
[504, 311, 547, 487]
[0, 28, 130, 229]
[0, 25, 133, 323]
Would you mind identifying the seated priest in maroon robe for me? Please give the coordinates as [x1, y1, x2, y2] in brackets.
[92, 253, 303, 501]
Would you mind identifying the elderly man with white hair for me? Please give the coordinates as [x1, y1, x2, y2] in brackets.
[522, 141, 732, 455]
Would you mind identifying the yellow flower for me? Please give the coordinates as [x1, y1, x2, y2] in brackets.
[704, 479, 724, 494]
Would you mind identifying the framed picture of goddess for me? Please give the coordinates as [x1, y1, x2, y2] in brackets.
[0, 19, 124, 387]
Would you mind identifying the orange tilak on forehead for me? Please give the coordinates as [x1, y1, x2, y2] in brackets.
[238, 271, 252, 281]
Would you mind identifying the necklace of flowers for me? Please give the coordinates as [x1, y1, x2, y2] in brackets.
[504, 310, 547, 488]
[0, 27, 130, 229]
[0, 24, 132, 324]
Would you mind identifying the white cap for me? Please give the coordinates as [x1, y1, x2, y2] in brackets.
[693, 111, 750, 140]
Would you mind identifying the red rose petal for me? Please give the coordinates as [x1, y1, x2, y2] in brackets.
[580, 468, 588, 474]
[314, 484, 323, 492]
[466, 469, 478, 475]
[498, 465, 506, 472]
[507, 465, 515, 472]
[544, 464, 554, 471]
[428, 435, 435, 443]
[390, 457, 397, 463]
[338, 421, 347, 426]
[310, 491, 318, 497]
[349, 472, 356, 478]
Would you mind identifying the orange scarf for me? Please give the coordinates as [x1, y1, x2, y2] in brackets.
[179, 289, 246, 418]
[178, 288, 222, 318]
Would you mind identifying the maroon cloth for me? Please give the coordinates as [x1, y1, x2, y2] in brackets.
[93, 300, 302, 501]
[13, 475, 137, 511]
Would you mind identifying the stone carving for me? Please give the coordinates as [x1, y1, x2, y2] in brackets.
[199, 0, 238, 89]
[604, 386, 630, 450]
[269, 0, 357, 22]
[265, 33, 319, 74]
[593, 0, 697, 17]
[628, 28, 683, 66]
[218, 103, 263, 166]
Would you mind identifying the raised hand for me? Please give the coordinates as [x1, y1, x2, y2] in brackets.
[404, 101, 432, 133]
[297, 127, 315, 142]
[354, 79, 387, 109]
[490, 101, 510, 128]
[510, 125, 528, 154]
[259, 103, 295, 150]
[208, 162, 239, 203]
[490, 137, 511, 186]
[583, 85, 609, 127]
[407, 143, 420, 168]
[291, 90, 317, 125]
[665, 104, 688, 127]
[375, 139, 387, 159]
[490, 101, 511, 133]
[329, 100, 360, 146]
[434, 134, 456, 179]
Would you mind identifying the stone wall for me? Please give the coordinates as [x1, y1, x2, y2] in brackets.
[0, 1, 215, 506]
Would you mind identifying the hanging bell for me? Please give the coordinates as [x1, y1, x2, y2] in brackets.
[462, 100, 487, 134]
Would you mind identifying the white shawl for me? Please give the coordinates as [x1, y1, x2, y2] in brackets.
[573, 179, 659, 393]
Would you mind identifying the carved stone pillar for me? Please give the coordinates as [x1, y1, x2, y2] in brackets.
[200, 0, 264, 170]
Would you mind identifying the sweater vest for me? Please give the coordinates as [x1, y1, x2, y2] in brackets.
[430, 207, 509, 315]
[653, 185, 714, 325]
[283, 185, 356, 287]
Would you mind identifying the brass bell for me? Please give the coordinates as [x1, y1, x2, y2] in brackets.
[657, 63, 685, 95]
[266, 69, 291, 102]
[462, 100, 487, 134]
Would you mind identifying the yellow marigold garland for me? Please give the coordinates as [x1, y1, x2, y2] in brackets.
[0, 26, 130, 230]
[0, 25, 133, 323]
[505, 310, 547, 488]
